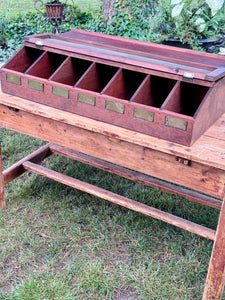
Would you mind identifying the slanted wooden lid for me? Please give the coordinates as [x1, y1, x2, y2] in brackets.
[23, 29, 225, 86]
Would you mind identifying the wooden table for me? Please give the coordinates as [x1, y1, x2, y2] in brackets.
[0, 88, 225, 299]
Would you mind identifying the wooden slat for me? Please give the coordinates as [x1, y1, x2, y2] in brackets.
[0, 92, 224, 170]
[205, 66, 225, 81]
[0, 144, 5, 209]
[26, 29, 225, 82]
[3, 143, 52, 184]
[203, 199, 225, 299]
[50, 143, 222, 210]
[67, 29, 225, 69]
[22, 160, 216, 241]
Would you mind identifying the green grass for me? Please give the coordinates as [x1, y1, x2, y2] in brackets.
[0, 128, 223, 299]
[0, 1, 224, 298]
[0, 0, 102, 17]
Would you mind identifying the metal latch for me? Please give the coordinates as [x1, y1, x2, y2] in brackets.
[182, 72, 194, 82]
[35, 40, 44, 48]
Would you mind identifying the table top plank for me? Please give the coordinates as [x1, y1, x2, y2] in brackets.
[204, 115, 225, 141]
[0, 90, 224, 170]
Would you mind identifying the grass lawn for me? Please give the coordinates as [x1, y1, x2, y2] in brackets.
[0, 1, 224, 299]
[0, 0, 102, 17]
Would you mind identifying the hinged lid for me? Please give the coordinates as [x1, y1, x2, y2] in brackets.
[23, 29, 225, 86]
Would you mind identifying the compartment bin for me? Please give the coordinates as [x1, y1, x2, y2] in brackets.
[4, 46, 44, 73]
[162, 81, 209, 117]
[131, 75, 177, 108]
[103, 69, 146, 100]
[76, 63, 118, 93]
[26, 51, 67, 79]
[50, 57, 92, 86]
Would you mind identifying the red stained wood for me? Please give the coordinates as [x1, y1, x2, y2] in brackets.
[76, 62, 118, 93]
[1, 31, 225, 146]
[26, 51, 67, 79]
[3, 46, 44, 73]
[2, 30, 225, 146]
[26, 29, 225, 81]
[191, 76, 225, 145]
[103, 68, 146, 100]
[50, 57, 91, 86]
[64, 29, 225, 71]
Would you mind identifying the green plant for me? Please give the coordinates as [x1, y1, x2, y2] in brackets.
[0, 15, 18, 62]
[0, 15, 9, 47]
[0, 7, 91, 63]
[85, 0, 158, 42]
[150, 0, 225, 47]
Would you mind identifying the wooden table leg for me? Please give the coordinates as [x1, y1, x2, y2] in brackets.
[0, 143, 5, 209]
[203, 194, 225, 299]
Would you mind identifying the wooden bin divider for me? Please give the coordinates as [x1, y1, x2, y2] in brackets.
[26, 51, 67, 79]
[75, 62, 119, 107]
[49, 56, 92, 86]
[160, 81, 181, 111]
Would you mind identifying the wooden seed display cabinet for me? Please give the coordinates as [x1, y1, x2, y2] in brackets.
[1, 29, 225, 146]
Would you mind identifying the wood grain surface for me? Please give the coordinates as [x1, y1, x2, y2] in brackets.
[0, 90, 224, 171]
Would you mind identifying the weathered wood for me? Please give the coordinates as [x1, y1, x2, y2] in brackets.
[0, 105, 224, 199]
[22, 160, 216, 240]
[50, 143, 222, 210]
[0, 144, 5, 209]
[3, 143, 52, 184]
[0, 67, 225, 297]
[204, 116, 225, 141]
[203, 195, 225, 299]
[0, 94, 225, 171]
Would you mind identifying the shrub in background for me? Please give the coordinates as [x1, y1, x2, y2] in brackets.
[1, 0, 225, 63]
[0, 5, 90, 63]
[149, 0, 225, 47]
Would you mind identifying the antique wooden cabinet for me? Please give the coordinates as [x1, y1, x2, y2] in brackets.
[1, 29, 225, 146]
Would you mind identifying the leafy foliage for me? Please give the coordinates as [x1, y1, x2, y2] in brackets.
[1, 0, 225, 63]
[150, 0, 225, 46]
[105, 0, 156, 38]
[86, 0, 225, 49]
[85, 0, 159, 42]
[0, 5, 91, 62]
